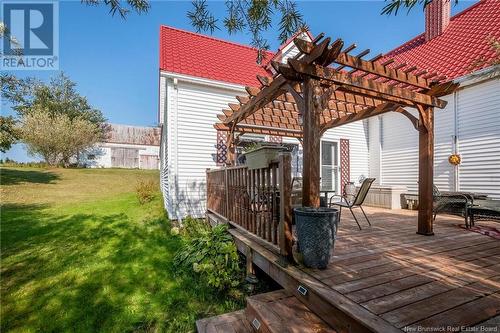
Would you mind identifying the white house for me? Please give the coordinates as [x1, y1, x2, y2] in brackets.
[368, 0, 500, 198]
[159, 0, 499, 220]
[81, 124, 160, 169]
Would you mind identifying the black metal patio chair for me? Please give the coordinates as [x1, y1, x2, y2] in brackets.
[329, 178, 376, 230]
[432, 185, 473, 227]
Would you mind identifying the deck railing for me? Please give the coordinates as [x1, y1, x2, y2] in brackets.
[206, 153, 292, 259]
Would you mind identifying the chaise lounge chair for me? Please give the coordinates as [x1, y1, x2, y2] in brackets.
[432, 185, 474, 227]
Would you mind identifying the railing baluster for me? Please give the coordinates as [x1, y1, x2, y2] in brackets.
[269, 166, 273, 242]
[271, 163, 276, 244]
[206, 157, 291, 255]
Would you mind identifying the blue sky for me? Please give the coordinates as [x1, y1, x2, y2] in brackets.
[2, 0, 476, 161]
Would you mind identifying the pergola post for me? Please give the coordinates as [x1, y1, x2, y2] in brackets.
[302, 77, 322, 208]
[226, 130, 236, 166]
[213, 33, 456, 225]
[417, 106, 435, 235]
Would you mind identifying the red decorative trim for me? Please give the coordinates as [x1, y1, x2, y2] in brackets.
[216, 131, 228, 166]
[340, 139, 350, 195]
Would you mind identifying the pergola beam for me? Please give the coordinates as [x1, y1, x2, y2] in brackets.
[213, 31, 455, 236]
[214, 123, 303, 138]
[394, 106, 419, 130]
[224, 76, 287, 124]
[321, 102, 397, 132]
[295, 40, 434, 89]
[288, 59, 447, 108]
[223, 38, 334, 126]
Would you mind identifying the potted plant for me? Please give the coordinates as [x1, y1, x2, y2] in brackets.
[243, 143, 284, 170]
[294, 207, 339, 269]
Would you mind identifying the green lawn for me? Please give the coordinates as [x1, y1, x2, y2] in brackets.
[0, 167, 242, 332]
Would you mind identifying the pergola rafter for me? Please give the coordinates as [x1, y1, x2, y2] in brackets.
[213, 32, 459, 236]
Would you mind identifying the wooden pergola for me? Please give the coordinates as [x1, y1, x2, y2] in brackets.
[214, 33, 459, 235]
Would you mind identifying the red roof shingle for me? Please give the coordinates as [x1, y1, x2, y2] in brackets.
[159, 26, 274, 87]
[159, 0, 500, 85]
[382, 0, 500, 80]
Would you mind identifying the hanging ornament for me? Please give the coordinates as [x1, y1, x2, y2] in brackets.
[448, 154, 461, 165]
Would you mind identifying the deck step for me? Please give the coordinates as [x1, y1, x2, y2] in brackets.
[196, 310, 253, 333]
[245, 290, 337, 333]
[229, 228, 402, 333]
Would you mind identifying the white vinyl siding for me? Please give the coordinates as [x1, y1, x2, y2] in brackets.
[160, 125, 169, 212]
[279, 32, 311, 64]
[380, 110, 419, 192]
[162, 78, 244, 219]
[368, 116, 382, 184]
[159, 76, 167, 125]
[375, 75, 500, 199]
[159, 76, 370, 219]
[282, 123, 370, 191]
[456, 78, 500, 199]
[433, 94, 455, 191]
[159, 69, 499, 219]
[323, 121, 370, 187]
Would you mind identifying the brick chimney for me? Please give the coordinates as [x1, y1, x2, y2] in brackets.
[425, 0, 451, 41]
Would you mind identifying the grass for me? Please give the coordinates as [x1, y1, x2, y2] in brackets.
[0, 167, 243, 332]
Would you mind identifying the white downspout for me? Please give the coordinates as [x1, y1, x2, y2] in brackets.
[453, 90, 459, 191]
[379, 115, 383, 185]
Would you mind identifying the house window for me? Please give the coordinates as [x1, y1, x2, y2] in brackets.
[87, 154, 96, 160]
[321, 141, 339, 192]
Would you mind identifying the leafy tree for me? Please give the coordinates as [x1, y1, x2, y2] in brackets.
[0, 116, 19, 153]
[187, 0, 305, 63]
[80, 0, 304, 63]
[381, 0, 458, 15]
[1, 73, 38, 107]
[9, 72, 106, 127]
[19, 107, 102, 166]
[0, 22, 22, 56]
[81, 0, 150, 18]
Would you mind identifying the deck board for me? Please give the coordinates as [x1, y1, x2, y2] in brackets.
[381, 278, 499, 328]
[298, 207, 500, 331]
[226, 207, 500, 332]
[412, 292, 500, 330]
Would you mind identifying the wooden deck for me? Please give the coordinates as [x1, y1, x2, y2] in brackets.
[228, 207, 500, 332]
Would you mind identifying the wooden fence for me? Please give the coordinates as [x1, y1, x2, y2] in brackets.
[206, 154, 293, 259]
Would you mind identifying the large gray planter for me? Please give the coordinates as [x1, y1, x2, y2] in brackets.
[294, 207, 339, 269]
[244, 146, 284, 170]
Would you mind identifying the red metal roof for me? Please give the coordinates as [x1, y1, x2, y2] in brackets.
[159, 25, 274, 87]
[160, 0, 499, 86]
[382, 0, 500, 80]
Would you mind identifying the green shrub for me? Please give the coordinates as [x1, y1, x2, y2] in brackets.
[174, 223, 242, 291]
[0, 159, 50, 168]
[135, 179, 156, 204]
[180, 216, 211, 238]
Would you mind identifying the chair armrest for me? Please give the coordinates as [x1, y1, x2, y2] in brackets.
[329, 194, 347, 206]
[439, 191, 473, 200]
